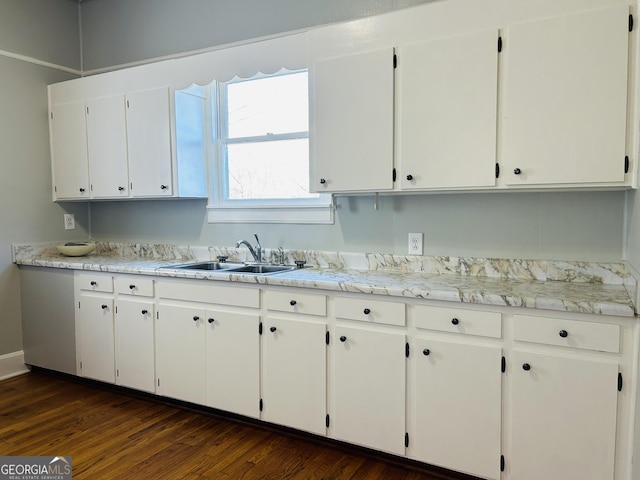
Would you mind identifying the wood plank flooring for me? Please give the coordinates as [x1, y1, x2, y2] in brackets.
[0, 370, 476, 480]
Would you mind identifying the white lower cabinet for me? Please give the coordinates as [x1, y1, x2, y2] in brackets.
[333, 325, 406, 455]
[78, 294, 115, 383]
[155, 304, 207, 404]
[411, 338, 502, 480]
[115, 297, 155, 393]
[71, 274, 633, 480]
[262, 317, 327, 435]
[509, 350, 618, 480]
[205, 310, 260, 418]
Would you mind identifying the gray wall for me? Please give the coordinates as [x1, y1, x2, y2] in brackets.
[90, 191, 624, 261]
[81, 0, 627, 262]
[80, 0, 439, 71]
[0, 1, 87, 356]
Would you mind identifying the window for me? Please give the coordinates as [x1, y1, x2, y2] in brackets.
[207, 69, 333, 224]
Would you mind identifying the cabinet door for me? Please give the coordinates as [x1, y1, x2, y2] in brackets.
[412, 338, 502, 480]
[262, 318, 326, 435]
[311, 48, 394, 192]
[50, 101, 89, 199]
[205, 310, 260, 418]
[115, 298, 155, 393]
[397, 30, 498, 190]
[86, 95, 129, 198]
[155, 304, 206, 404]
[78, 294, 115, 383]
[334, 326, 406, 455]
[503, 6, 629, 186]
[510, 350, 618, 480]
[126, 87, 173, 197]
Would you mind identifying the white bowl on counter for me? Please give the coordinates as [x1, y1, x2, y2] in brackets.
[56, 243, 97, 257]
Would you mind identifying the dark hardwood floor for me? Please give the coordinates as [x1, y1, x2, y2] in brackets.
[0, 370, 475, 480]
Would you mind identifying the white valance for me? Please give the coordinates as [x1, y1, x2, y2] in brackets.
[173, 32, 308, 88]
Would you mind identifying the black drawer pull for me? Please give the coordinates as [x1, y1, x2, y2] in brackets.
[451, 318, 459, 325]
[270, 326, 277, 333]
[340, 336, 347, 342]
[363, 308, 371, 315]
[559, 330, 568, 338]
[141, 309, 148, 315]
[208, 318, 215, 324]
[422, 348, 430, 356]
[193, 316, 200, 321]
[290, 300, 297, 306]
[90, 281, 97, 286]
[522, 363, 531, 371]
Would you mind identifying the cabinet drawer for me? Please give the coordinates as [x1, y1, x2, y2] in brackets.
[513, 315, 620, 353]
[115, 275, 154, 297]
[335, 296, 405, 326]
[157, 279, 259, 308]
[77, 272, 113, 293]
[264, 290, 326, 316]
[414, 305, 502, 339]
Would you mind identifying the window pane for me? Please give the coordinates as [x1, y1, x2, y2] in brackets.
[227, 71, 309, 138]
[227, 139, 316, 200]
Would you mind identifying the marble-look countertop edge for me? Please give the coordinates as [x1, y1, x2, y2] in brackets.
[14, 255, 636, 318]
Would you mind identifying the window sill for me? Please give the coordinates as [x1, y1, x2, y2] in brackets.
[207, 203, 334, 224]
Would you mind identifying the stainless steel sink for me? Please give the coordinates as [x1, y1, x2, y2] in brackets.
[162, 261, 304, 275]
[229, 264, 297, 274]
[162, 261, 243, 271]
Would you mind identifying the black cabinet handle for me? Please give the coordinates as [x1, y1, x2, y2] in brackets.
[406, 174, 413, 181]
[270, 326, 277, 333]
[522, 363, 531, 371]
[320, 178, 326, 184]
[559, 329, 568, 338]
[141, 309, 148, 315]
[289, 300, 297, 306]
[160, 184, 168, 190]
[340, 336, 347, 342]
[363, 308, 371, 315]
[90, 281, 97, 286]
[101, 304, 108, 310]
[193, 316, 200, 321]
[118, 186, 125, 191]
[423, 348, 430, 356]
[451, 318, 459, 325]
[514, 168, 521, 175]
[129, 284, 136, 290]
[208, 318, 215, 324]
[79, 187, 85, 193]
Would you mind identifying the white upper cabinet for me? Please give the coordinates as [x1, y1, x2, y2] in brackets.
[397, 29, 499, 190]
[126, 87, 174, 197]
[86, 95, 129, 198]
[310, 48, 395, 193]
[502, 5, 629, 187]
[49, 101, 90, 200]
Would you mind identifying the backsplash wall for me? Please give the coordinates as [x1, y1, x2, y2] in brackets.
[89, 190, 625, 262]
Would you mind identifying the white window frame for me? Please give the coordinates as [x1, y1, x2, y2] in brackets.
[206, 69, 334, 224]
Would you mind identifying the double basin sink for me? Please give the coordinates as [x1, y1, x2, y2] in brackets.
[161, 261, 303, 275]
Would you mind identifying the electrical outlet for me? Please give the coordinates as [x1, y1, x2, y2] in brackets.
[408, 232, 423, 255]
[64, 214, 75, 230]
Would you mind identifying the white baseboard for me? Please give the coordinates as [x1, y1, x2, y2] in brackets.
[0, 351, 30, 381]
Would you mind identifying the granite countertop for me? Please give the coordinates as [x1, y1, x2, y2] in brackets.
[12, 242, 638, 318]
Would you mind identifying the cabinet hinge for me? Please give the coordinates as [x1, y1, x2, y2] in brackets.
[392, 168, 397, 182]
[50, 112, 53, 120]
[498, 36, 503, 53]
[115, 305, 118, 314]
[501, 356, 506, 373]
[625, 156, 630, 174]
[404, 432, 409, 448]
[86, 106, 89, 115]
[116, 369, 119, 377]
[259, 398, 263, 411]
[259, 322, 263, 335]
[326, 414, 330, 428]
[54, 186, 57, 193]
[127, 99, 130, 108]
[495, 163, 500, 179]
[77, 301, 81, 310]
[630, 14, 634, 32]
[157, 378, 160, 387]
[79, 361, 82, 370]
[405, 342, 410, 358]
[393, 54, 397, 69]
[618, 372, 623, 392]
[326, 331, 330, 345]
[500, 455, 505, 472]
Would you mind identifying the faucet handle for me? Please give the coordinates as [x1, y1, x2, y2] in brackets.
[254, 233, 261, 246]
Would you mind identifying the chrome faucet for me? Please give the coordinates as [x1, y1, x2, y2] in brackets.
[235, 234, 262, 263]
